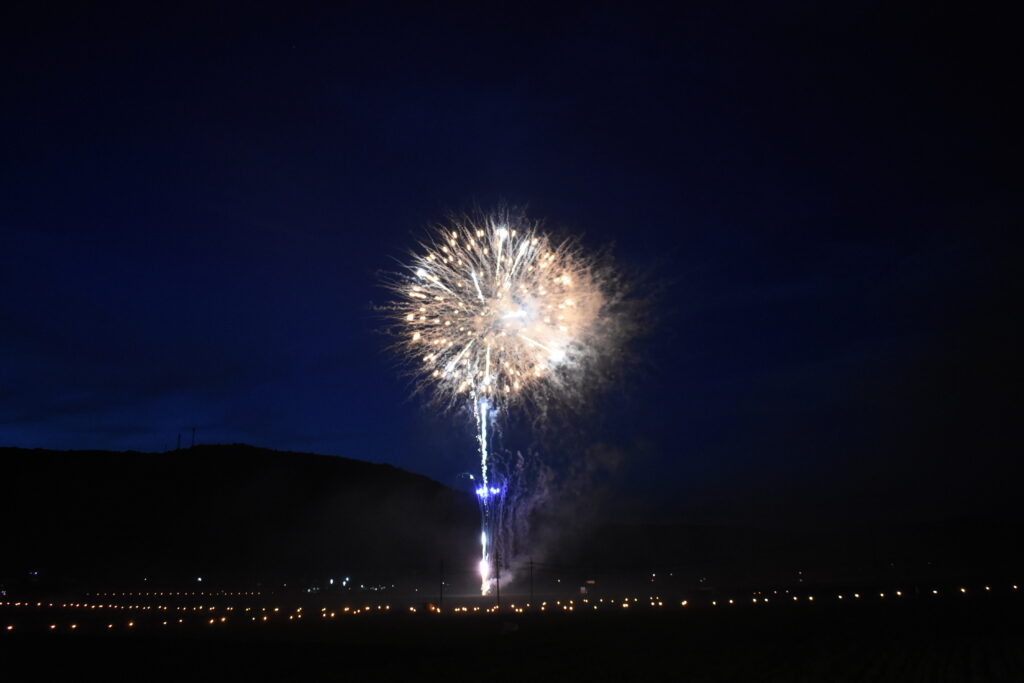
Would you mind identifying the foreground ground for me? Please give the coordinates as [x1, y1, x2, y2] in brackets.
[2, 584, 1022, 681]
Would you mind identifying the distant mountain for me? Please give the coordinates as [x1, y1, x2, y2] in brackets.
[2, 444, 479, 588]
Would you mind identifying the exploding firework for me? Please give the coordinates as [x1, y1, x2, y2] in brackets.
[386, 208, 619, 593]
[390, 210, 608, 411]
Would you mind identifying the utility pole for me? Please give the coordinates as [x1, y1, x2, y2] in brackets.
[495, 548, 501, 608]
[439, 559, 444, 611]
[530, 558, 534, 605]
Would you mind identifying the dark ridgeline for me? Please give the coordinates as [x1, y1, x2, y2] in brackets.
[4, 444, 1021, 595]
[1, 444, 479, 589]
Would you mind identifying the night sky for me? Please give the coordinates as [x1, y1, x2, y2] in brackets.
[2, 3, 1020, 528]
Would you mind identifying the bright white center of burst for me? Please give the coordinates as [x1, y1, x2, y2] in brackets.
[482, 294, 569, 364]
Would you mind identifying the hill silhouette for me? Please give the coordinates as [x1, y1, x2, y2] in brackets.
[2, 444, 479, 589]
[4, 445, 1020, 596]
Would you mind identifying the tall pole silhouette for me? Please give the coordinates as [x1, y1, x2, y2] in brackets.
[495, 548, 501, 607]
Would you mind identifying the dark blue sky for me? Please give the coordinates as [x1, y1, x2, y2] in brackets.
[2, 3, 1019, 526]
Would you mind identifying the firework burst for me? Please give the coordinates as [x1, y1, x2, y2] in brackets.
[386, 208, 620, 593]
[389, 210, 608, 409]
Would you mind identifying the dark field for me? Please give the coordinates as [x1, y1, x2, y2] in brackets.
[3, 588, 1023, 681]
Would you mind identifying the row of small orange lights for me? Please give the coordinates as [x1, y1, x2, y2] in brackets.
[91, 592, 261, 597]
[3, 584, 1019, 631]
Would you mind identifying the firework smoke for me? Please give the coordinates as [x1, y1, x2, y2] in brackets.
[386, 208, 622, 593]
